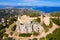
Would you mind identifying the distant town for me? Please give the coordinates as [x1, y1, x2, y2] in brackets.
[0, 8, 60, 40]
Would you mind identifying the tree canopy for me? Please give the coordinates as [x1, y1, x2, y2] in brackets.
[29, 11, 40, 17]
[8, 17, 16, 25]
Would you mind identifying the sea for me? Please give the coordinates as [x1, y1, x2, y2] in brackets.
[0, 5, 60, 13]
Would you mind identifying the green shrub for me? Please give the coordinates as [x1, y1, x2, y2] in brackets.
[10, 32, 13, 35]
[0, 24, 4, 30]
[33, 32, 39, 36]
[43, 23, 49, 32]
[40, 37, 45, 40]
[32, 38, 37, 40]
[11, 24, 16, 31]
[19, 33, 32, 37]
[28, 39, 31, 40]
[49, 21, 53, 28]
[46, 33, 53, 40]
[0, 29, 6, 40]
[4, 33, 8, 38]
[34, 18, 40, 23]
[8, 17, 16, 25]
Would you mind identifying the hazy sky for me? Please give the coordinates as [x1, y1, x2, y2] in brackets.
[0, 0, 60, 6]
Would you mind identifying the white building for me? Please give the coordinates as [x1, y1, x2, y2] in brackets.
[33, 22, 43, 33]
[43, 14, 50, 25]
[16, 15, 44, 33]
